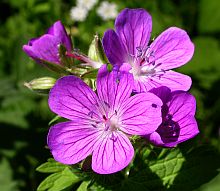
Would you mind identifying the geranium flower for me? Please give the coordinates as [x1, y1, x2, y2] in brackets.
[23, 21, 72, 65]
[47, 65, 162, 174]
[103, 8, 194, 92]
[145, 86, 199, 147]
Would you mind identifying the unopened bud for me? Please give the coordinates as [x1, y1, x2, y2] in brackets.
[24, 77, 56, 94]
[88, 34, 108, 65]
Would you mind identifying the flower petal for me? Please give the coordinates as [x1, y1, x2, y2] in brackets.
[168, 91, 197, 121]
[23, 35, 60, 64]
[173, 116, 199, 146]
[160, 116, 198, 147]
[102, 29, 127, 67]
[49, 75, 100, 121]
[147, 70, 192, 91]
[97, 65, 133, 113]
[119, 93, 162, 135]
[146, 132, 163, 146]
[47, 21, 72, 52]
[47, 121, 101, 164]
[149, 27, 194, 70]
[149, 86, 172, 104]
[115, 8, 152, 56]
[147, 91, 199, 147]
[92, 131, 134, 174]
[147, 116, 198, 147]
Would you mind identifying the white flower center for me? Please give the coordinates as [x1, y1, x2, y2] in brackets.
[129, 46, 165, 80]
[103, 113, 120, 132]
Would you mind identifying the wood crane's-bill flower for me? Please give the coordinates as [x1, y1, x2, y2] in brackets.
[103, 8, 194, 92]
[47, 65, 162, 174]
[145, 86, 199, 147]
[23, 21, 72, 65]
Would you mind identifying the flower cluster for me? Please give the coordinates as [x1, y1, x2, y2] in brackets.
[70, 0, 117, 22]
[97, 1, 118, 21]
[70, 0, 98, 22]
[23, 8, 199, 174]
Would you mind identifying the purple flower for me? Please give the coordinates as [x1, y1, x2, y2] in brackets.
[47, 65, 162, 174]
[103, 8, 194, 92]
[145, 86, 199, 147]
[23, 21, 72, 65]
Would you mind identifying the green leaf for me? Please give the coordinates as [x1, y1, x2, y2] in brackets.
[76, 181, 90, 191]
[0, 158, 18, 191]
[0, 94, 35, 128]
[36, 158, 66, 173]
[124, 145, 220, 191]
[167, 146, 220, 191]
[37, 167, 80, 191]
[198, 172, 220, 191]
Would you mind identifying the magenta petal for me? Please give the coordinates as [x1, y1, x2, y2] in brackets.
[92, 131, 134, 174]
[49, 76, 100, 121]
[149, 70, 192, 91]
[97, 65, 133, 112]
[47, 121, 101, 164]
[149, 27, 194, 70]
[23, 35, 60, 64]
[115, 8, 152, 56]
[23, 21, 72, 64]
[119, 93, 162, 135]
[147, 91, 199, 147]
[160, 116, 198, 148]
[147, 132, 164, 146]
[147, 116, 198, 148]
[102, 30, 127, 67]
[173, 116, 199, 146]
[47, 21, 72, 51]
[168, 91, 197, 121]
[149, 86, 172, 104]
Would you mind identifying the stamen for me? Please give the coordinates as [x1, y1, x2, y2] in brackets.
[66, 52, 83, 61]
[103, 115, 107, 121]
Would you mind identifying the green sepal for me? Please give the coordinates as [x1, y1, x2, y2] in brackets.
[58, 44, 74, 68]
[40, 60, 70, 75]
[24, 77, 56, 94]
[88, 34, 108, 64]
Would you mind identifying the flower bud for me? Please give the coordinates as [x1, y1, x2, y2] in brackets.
[88, 34, 108, 67]
[24, 77, 56, 94]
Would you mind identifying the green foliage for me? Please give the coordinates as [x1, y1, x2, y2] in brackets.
[0, 158, 18, 191]
[199, 0, 220, 33]
[36, 159, 81, 191]
[36, 158, 67, 173]
[37, 167, 80, 191]
[179, 37, 220, 89]
[1, 0, 220, 190]
[36, 145, 219, 191]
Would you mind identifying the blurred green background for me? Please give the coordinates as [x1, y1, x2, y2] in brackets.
[0, 0, 220, 190]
